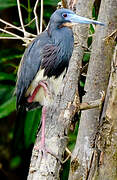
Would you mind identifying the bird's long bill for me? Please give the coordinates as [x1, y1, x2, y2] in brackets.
[67, 14, 105, 26]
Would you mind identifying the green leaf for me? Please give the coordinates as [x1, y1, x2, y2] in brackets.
[92, 6, 96, 19]
[90, 24, 95, 34]
[92, 6, 98, 20]
[60, 160, 70, 180]
[43, 0, 59, 6]
[0, 84, 15, 104]
[0, 54, 22, 63]
[0, 96, 16, 118]
[0, 48, 23, 64]
[0, 0, 17, 10]
[83, 53, 90, 62]
[0, 72, 16, 81]
[10, 156, 21, 169]
[87, 36, 92, 47]
[68, 122, 79, 151]
[0, 33, 14, 37]
[24, 109, 42, 148]
[80, 80, 85, 88]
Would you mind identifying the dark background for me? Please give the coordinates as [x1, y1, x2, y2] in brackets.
[0, 1, 57, 179]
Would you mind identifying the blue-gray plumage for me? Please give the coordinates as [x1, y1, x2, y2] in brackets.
[16, 8, 104, 154]
[16, 8, 104, 110]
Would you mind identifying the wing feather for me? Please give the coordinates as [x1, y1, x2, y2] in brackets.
[16, 31, 49, 108]
[41, 44, 67, 78]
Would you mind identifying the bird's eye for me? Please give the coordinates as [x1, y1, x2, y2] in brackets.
[62, 13, 68, 18]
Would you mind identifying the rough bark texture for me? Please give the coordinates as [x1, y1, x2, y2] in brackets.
[27, 1, 92, 179]
[27, 36, 80, 180]
[69, 0, 117, 179]
[27, 0, 97, 178]
[91, 46, 117, 180]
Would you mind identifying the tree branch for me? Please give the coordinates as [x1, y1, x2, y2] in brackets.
[34, 0, 40, 35]
[0, 27, 32, 42]
[93, 44, 117, 180]
[69, 0, 117, 179]
[80, 91, 105, 110]
[17, 0, 26, 35]
[40, 0, 43, 33]
[27, 0, 94, 179]
[0, 18, 36, 38]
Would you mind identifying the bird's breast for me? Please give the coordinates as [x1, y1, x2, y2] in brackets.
[25, 68, 66, 106]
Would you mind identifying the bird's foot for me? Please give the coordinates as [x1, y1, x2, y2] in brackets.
[34, 144, 63, 163]
[34, 144, 49, 158]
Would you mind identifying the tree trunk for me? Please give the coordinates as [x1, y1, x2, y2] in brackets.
[91, 46, 117, 180]
[27, 0, 96, 179]
[69, 0, 117, 180]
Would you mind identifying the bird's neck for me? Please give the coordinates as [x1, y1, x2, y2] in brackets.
[47, 22, 74, 46]
[47, 22, 59, 37]
[47, 22, 74, 68]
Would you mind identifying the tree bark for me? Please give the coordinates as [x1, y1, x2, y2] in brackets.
[27, 0, 96, 179]
[91, 46, 117, 180]
[69, 0, 117, 179]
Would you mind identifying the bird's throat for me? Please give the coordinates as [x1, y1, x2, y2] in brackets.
[59, 22, 73, 29]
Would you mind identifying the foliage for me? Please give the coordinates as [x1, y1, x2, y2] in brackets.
[0, 0, 16, 10]
[0, 96, 16, 118]
[0, 0, 58, 179]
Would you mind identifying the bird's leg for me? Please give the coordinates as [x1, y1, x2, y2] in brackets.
[34, 106, 61, 161]
[27, 82, 48, 154]
[34, 106, 59, 160]
[27, 82, 61, 160]
[34, 107, 71, 162]
[34, 106, 55, 156]
[34, 107, 47, 156]
[40, 106, 46, 151]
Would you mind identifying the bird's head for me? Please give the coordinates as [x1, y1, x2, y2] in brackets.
[50, 8, 105, 28]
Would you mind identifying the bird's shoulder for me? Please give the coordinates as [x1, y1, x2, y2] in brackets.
[16, 30, 51, 107]
[17, 30, 50, 81]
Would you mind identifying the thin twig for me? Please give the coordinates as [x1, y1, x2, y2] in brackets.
[40, 0, 43, 33]
[34, 0, 40, 35]
[61, 147, 72, 164]
[17, 0, 26, 36]
[80, 100, 101, 110]
[0, 18, 24, 33]
[104, 29, 117, 41]
[0, 18, 36, 38]
[0, 37, 33, 40]
[80, 91, 105, 111]
[0, 28, 32, 42]
[0, 28, 24, 39]
[24, 18, 35, 28]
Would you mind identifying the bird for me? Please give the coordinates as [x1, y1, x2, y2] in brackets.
[16, 8, 104, 154]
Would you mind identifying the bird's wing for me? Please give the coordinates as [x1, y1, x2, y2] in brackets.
[16, 33, 68, 109]
[16, 31, 49, 108]
[41, 43, 68, 78]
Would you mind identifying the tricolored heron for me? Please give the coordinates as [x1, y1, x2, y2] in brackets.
[16, 8, 104, 154]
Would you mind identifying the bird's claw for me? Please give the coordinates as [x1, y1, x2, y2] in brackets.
[34, 144, 48, 158]
[34, 144, 63, 163]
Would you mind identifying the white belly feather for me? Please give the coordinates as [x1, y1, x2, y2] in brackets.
[25, 68, 66, 106]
